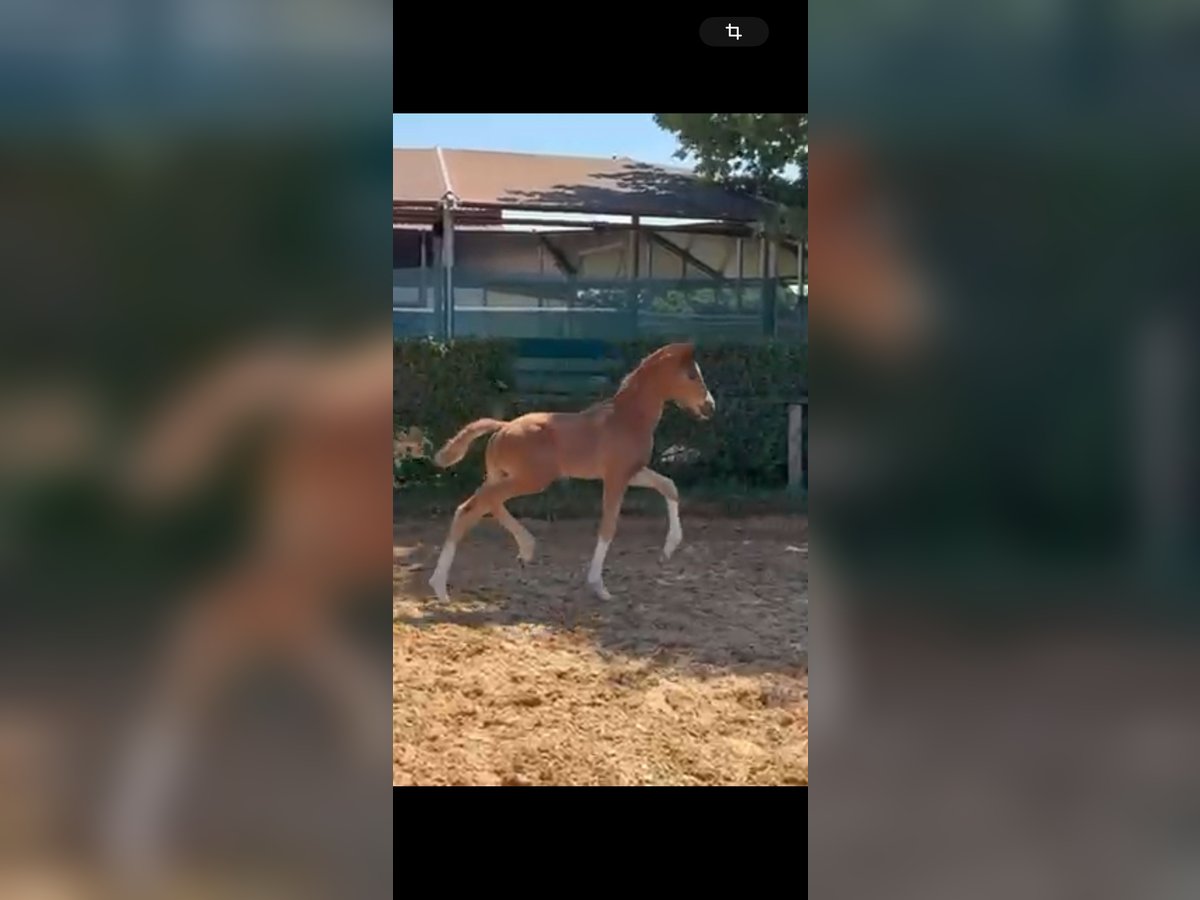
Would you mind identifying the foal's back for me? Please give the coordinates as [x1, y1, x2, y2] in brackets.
[486, 403, 619, 481]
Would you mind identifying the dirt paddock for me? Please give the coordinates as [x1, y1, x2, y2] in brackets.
[393, 513, 808, 785]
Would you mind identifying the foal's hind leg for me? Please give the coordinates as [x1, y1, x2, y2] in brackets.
[429, 477, 546, 601]
[629, 467, 682, 560]
[494, 503, 536, 564]
[429, 483, 501, 602]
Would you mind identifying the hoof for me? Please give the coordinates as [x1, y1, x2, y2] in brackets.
[429, 576, 449, 603]
[587, 579, 612, 601]
[662, 532, 682, 561]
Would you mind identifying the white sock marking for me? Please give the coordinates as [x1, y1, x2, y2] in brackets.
[429, 540, 456, 600]
[588, 538, 609, 582]
[587, 538, 611, 598]
[105, 711, 188, 880]
[664, 498, 682, 557]
[696, 363, 715, 411]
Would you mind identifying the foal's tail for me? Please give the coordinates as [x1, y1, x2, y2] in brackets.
[433, 418, 506, 468]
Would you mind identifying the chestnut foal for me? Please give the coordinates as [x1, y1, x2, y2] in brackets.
[429, 342, 715, 602]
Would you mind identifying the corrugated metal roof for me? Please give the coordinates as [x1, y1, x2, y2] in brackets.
[392, 148, 449, 206]
[393, 147, 771, 223]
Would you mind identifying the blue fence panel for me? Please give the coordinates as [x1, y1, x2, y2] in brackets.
[392, 270, 808, 344]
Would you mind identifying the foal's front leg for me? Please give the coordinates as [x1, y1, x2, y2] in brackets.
[588, 476, 629, 600]
[629, 467, 682, 560]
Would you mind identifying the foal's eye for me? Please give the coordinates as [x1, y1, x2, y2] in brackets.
[687, 369, 698, 380]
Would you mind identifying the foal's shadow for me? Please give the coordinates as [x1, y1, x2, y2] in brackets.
[393, 517, 808, 679]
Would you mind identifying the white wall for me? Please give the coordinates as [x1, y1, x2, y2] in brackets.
[453, 230, 800, 280]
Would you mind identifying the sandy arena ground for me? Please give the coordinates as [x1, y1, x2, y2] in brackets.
[393, 513, 808, 785]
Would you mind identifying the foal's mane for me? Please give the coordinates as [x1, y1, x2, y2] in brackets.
[579, 343, 692, 414]
[616, 343, 690, 393]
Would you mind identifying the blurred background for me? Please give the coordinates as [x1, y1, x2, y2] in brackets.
[0, 1, 392, 897]
[809, 1, 1200, 897]
[5, 0, 1200, 892]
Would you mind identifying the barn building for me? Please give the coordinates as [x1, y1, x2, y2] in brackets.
[393, 147, 806, 342]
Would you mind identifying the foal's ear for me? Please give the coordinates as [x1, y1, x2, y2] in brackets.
[676, 342, 696, 363]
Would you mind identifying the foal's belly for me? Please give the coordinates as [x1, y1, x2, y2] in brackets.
[554, 431, 650, 481]
[557, 458, 603, 480]
[554, 433, 604, 479]
[547, 420, 607, 480]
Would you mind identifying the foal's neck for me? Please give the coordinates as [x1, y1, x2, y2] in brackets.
[612, 379, 667, 430]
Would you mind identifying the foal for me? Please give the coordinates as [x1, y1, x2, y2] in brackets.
[429, 342, 715, 602]
[102, 327, 394, 884]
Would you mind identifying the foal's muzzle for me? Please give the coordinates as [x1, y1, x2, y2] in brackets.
[694, 395, 716, 420]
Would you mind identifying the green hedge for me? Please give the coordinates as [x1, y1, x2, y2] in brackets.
[394, 337, 806, 495]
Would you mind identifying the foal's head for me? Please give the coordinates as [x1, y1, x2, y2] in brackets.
[639, 342, 715, 420]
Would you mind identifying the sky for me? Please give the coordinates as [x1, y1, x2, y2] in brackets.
[391, 114, 692, 168]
